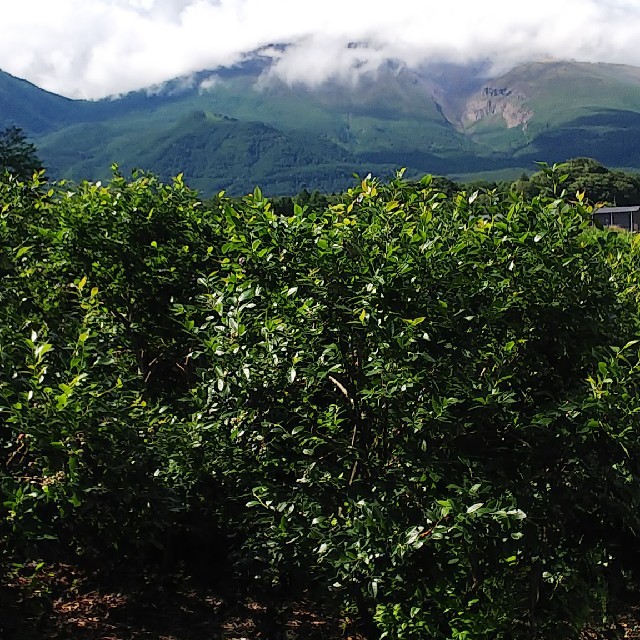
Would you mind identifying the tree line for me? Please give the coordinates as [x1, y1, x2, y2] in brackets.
[4, 125, 640, 206]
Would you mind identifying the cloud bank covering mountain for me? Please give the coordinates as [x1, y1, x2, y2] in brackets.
[2, 0, 640, 99]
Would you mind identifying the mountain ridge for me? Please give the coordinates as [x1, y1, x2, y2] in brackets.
[3, 58, 640, 194]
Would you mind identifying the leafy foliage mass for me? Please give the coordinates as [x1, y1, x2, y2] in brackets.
[3, 167, 640, 638]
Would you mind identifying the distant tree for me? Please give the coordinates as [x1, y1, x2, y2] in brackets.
[0, 126, 42, 179]
[511, 158, 640, 205]
[428, 175, 461, 197]
[271, 195, 295, 216]
[464, 179, 499, 192]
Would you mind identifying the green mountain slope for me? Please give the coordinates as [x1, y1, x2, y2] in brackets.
[462, 61, 640, 164]
[33, 63, 483, 194]
[5, 59, 640, 194]
[0, 70, 83, 133]
[39, 109, 400, 195]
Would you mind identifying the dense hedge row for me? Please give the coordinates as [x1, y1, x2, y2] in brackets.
[3, 169, 640, 638]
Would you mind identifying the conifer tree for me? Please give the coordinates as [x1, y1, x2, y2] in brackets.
[0, 125, 41, 179]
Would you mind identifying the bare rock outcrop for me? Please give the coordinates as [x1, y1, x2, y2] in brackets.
[463, 86, 532, 129]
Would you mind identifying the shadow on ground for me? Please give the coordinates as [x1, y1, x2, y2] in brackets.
[0, 563, 358, 640]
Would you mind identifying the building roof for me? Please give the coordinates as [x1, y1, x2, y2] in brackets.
[595, 206, 640, 214]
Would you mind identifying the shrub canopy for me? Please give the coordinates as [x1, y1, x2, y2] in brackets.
[3, 169, 640, 638]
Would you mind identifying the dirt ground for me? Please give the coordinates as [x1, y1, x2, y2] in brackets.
[0, 563, 364, 640]
[2, 563, 640, 640]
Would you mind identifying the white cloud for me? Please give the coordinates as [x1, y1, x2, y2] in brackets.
[1, 0, 640, 98]
[198, 74, 219, 92]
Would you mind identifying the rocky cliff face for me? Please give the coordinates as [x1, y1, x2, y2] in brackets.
[462, 86, 532, 129]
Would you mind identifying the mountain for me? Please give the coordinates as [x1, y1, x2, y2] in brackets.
[0, 70, 84, 133]
[3, 59, 640, 195]
[460, 61, 640, 166]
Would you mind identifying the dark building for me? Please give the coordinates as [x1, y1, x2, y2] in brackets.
[593, 205, 640, 232]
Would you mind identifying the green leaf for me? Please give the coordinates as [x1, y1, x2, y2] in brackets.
[466, 502, 484, 514]
[35, 343, 53, 359]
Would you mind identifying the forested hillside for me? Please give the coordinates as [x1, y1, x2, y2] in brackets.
[4, 59, 640, 194]
[4, 165, 640, 638]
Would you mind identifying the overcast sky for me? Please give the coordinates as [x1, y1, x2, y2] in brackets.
[2, 0, 640, 99]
